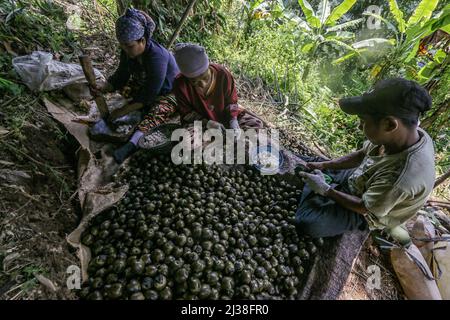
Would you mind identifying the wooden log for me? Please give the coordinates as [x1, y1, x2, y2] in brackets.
[78, 55, 109, 118]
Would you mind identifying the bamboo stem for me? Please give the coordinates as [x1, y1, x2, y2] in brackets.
[167, 0, 198, 49]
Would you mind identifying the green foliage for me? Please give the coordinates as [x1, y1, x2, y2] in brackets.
[0, 77, 23, 95]
[0, 0, 80, 83]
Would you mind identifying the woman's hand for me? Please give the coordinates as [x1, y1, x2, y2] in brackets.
[108, 107, 127, 122]
[91, 81, 113, 97]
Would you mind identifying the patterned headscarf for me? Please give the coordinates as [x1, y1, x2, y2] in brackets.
[115, 8, 156, 43]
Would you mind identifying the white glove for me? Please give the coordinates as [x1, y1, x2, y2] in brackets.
[206, 120, 226, 132]
[298, 169, 331, 196]
[229, 118, 241, 139]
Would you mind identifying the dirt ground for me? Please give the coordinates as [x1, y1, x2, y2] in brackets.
[0, 98, 80, 299]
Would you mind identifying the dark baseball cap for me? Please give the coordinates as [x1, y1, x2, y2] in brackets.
[339, 78, 432, 120]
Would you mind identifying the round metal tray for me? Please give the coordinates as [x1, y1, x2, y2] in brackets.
[138, 123, 181, 153]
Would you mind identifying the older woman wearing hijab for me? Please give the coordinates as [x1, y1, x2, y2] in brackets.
[172, 43, 264, 139]
[95, 8, 179, 163]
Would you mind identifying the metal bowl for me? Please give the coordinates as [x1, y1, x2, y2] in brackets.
[250, 144, 284, 175]
[138, 123, 181, 154]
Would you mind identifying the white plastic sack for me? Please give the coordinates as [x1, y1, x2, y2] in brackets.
[12, 51, 104, 92]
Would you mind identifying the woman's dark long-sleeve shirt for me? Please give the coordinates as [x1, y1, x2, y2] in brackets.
[108, 39, 179, 111]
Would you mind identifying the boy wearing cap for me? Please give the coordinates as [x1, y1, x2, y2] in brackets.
[296, 78, 435, 244]
[172, 43, 263, 139]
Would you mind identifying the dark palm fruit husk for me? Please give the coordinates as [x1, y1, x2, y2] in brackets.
[206, 271, 220, 286]
[204, 256, 214, 269]
[237, 285, 251, 298]
[213, 258, 225, 272]
[130, 292, 145, 300]
[176, 234, 187, 247]
[141, 277, 154, 291]
[140, 253, 152, 265]
[189, 278, 202, 294]
[95, 268, 107, 278]
[151, 249, 165, 263]
[213, 243, 226, 257]
[143, 289, 159, 300]
[314, 238, 325, 247]
[172, 247, 183, 258]
[299, 249, 310, 260]
[82, 234, 94, 246]
[234, 260, 244, 273]
[159, 287, 173, 300]
[126, 279, 141, 293]
[79, 287, 91, 299]
[144, 265, 158, 277]
[91, 277, 103, 289]
[210, 288, 220, 300]
[239, 269, 252, 285]
[105, 273, 118, 285]
[153, 274, 167, 291]
[87, 290, 103, 300]
[191, 260, 205, 273]
[130, 260, 144, 275]
[175, 268, 189, 283]
[199, 284, 212, 299]
[307, 242, 318, 255]
[255, 266, 267, 279]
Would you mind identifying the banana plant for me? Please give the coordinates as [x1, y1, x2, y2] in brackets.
[289, 0, 363, 80]
[340, 0, 449, 83]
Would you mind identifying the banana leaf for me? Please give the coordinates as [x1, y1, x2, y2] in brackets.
[302, 42, 315, 53]
[403, 10, 450, 63]
[332, 51, 358, 64]
[407, 0, 439, 27]
[362, 12, 398, 33]
[352, 38, 394, 49]
[284, 11, 312, 31]
[318, 0, 331, 25]
[323, 37, 359, 53]
[325, 0, 357, 26]
[388, 0, 406, 33]
[326, 18, 363, 32]
[298, 0, 321, 28]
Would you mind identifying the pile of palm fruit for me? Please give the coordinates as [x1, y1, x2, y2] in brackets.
[78, 151, 323, 300]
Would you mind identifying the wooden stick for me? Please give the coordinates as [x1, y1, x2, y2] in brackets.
[78, 55, 109, 118]
[434, 169, 450, 189]
[167, 0, 198, 49]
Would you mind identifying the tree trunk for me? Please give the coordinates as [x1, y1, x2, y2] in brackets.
[116, 0, 128, 15]
[167, 0, 198, 49]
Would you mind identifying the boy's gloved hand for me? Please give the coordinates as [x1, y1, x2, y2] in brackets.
[206, 120, 226, 133]
[229, 118, 241, 139]
[298, 169, 331, 196]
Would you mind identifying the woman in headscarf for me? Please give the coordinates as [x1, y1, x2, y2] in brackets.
[95, 8, 179, 163]
[172, 43, 264, 142]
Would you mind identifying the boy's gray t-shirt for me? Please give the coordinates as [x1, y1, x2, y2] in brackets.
[347, 128, 435, 230]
